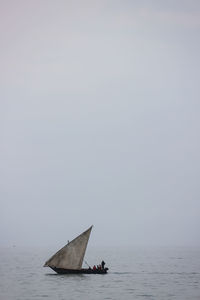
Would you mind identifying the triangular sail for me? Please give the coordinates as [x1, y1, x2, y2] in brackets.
[44, 226, 93, 270]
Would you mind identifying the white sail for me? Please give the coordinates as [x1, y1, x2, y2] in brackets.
[44, 226, 93, 270]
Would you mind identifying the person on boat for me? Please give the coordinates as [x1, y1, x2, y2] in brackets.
[101, 260, 105, 269]
[93, 265, 96, 270]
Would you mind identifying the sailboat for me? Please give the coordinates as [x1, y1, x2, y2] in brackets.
[43, 226, 108, 274]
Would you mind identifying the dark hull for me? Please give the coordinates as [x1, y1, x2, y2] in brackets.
[51, 267, 108, 274]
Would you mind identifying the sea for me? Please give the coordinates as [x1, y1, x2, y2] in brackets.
[0, 246, 200, 300]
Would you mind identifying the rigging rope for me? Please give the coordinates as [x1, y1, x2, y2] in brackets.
[84, 260, 90, 268]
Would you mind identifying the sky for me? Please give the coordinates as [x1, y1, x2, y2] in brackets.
[1, 0, 200, 248]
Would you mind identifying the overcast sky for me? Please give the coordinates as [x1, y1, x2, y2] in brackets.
[1, 0, 200, 248]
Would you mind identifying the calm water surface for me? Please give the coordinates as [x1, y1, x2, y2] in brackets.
[0, 246, 200, 300]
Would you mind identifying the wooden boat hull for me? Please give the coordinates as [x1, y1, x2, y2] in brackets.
[51, 267, 108, 274]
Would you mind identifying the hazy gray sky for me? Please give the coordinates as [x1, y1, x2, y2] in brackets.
[1, 0, 200, 248]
